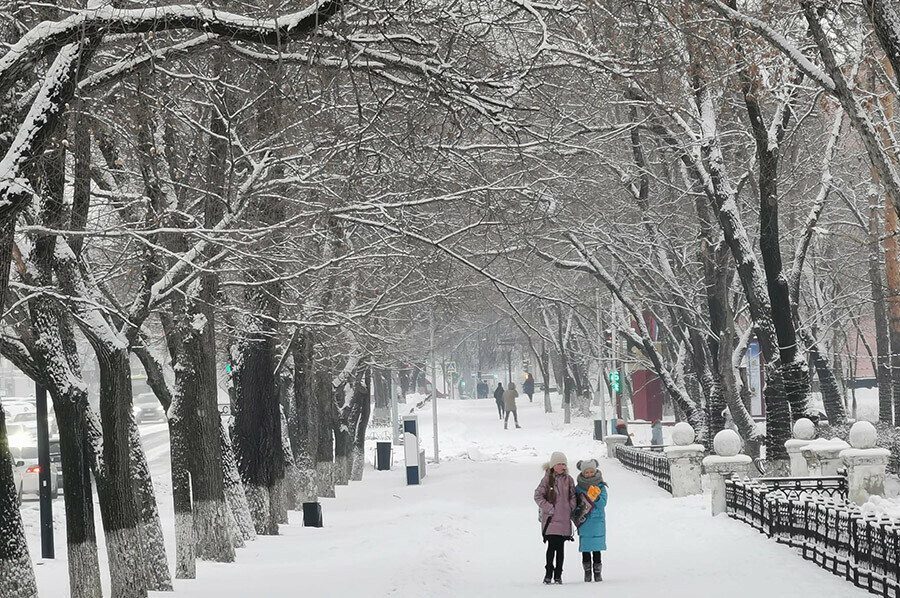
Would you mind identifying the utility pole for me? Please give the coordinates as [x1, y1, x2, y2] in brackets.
[390, 368, 400, 445]
[35, 383, 54, 559]
[430, 311, 439, 464]
[611, 295, 620, 422]
[542, 340, 552, 413]
[596, 290, 607, 435]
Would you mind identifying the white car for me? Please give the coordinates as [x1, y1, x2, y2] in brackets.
[10, 445, 59, 500]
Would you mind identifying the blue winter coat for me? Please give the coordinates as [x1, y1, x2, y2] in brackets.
[574, 484, 607, 552]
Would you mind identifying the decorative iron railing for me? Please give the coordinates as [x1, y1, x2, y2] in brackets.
[726, 477, 899, 597]
[614, 443, 672, 494]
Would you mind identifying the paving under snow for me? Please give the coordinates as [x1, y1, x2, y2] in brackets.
[26, 396, 873, 597]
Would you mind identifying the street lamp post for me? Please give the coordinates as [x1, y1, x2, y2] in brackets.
[35, 382, 54, 559]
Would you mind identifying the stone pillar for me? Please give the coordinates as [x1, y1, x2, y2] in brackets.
[784, 418, 816, 477]
[604, 434, 628, 459]
[664, 422, 705, 498]
[801, 438, 850, 476]
[841, 421, 890, 505]
[703, 430, 752, 516]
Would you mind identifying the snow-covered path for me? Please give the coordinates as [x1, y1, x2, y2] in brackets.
[130, 397, 869, 598]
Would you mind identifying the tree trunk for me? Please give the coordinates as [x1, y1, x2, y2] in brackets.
[351, 369, 372, 481]
[0, 401, 37, 598]
[316, 369, 336, 499]
[232, 327, 284, 535]
[291, 332, 317, 503]
[219, 423, 255, 544]
[93, 346, 153, 598]
[869, 190, 894, 424]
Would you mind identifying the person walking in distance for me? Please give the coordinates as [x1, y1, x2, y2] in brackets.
[572, 459, 608, 582]
[534, 452, 576, 584]
[493, 382, 505, 420]
[503, 382, 521, 429]
[523, 373, 535, 403]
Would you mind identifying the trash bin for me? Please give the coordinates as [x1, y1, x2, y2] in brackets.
[302, 502, 323, 527]
[594, 419, 605, 441]
[376, 441, 392, 471]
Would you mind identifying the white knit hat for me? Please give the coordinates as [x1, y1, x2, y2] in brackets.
[549, 451, 567, 468]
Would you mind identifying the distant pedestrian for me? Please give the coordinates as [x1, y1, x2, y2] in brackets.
[615, 422, 633, 446]
[534, 451, 576, 584]
[523, 374, 535, 402]
[493, 383, 505, 420]
[503, 382, 520, 429]
[572, 459, 608, 582]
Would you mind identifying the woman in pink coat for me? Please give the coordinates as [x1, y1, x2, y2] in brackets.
[534, 451, 576, 584]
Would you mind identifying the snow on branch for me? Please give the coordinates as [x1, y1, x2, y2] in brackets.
[0, 0, 342, 96]
[700, 0, 835, 93]
[0, 42, 84, 219]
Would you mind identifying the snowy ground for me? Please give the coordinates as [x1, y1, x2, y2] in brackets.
[27, 397, 873, 597]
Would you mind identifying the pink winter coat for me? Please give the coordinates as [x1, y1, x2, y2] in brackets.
[534, 469, 576, 537]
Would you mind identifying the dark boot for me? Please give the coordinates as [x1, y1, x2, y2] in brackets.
[543, 566, 552, 585]
[583, 562, 592, 582]
[553, 576, 563, 585]
[593, 562, 603, 582]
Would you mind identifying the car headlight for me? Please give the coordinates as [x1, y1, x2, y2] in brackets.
[8, 433, 32, 448]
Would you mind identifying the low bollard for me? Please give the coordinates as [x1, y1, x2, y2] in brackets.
[376, 441, 392, 471]
[403, 415, 423, 485]
[302, 502, 323, 527]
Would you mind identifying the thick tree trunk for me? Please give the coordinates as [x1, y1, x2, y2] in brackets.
[799, 330, 844, 424]
[351, 369, 372, 481]
[0, 402, 37, 598]
[291, 332, 318, 503]
[232, 328, 285, 535]
[168, 410, 195, 579]
[316, 369, 336, 498]
[93, 347, 152, 598]
[219, 424, 255, 544]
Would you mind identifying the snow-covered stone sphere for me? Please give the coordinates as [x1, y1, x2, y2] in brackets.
[672, 422, 695, 446]
[849, 421, 878, 450]
[792, 418, 815, 441]
[713, 430, 742, 457]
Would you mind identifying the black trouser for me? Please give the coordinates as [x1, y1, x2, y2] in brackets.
[496, 401, 503, 418]
[581, 551, 602, 565]
[504, 408, 518, 425]
[526, 392, 533, 402]
[545, 535, 566, 577]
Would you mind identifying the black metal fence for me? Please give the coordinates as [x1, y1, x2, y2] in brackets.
[726, 476, 900, 597]
[614, 443, 672, 494]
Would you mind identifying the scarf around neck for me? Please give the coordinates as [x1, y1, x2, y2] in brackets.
[577, 472, 606, 492]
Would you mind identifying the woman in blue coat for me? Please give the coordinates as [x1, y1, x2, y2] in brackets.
[572, 459, 607, 582]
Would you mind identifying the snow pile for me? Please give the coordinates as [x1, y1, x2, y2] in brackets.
[860, 495, 900, 523]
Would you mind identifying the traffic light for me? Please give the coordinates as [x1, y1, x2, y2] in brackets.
[609, 371, 620, 393]
[225, 364, 232, 373]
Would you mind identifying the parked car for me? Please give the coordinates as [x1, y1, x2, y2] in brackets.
[5, 423, 35, 449]
[1, 397, 35, 419]
[11, 445, 59, 500]
[133, 392, 166, 424]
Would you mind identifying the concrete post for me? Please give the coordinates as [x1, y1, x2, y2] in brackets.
[665, 422, 705, 498]
[703, 430, 752, 516]
[784, 418, 816, 477]
[801, 438, 850, 476]
[841, 421, 890, 505]
[604, 434, 628, 459]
